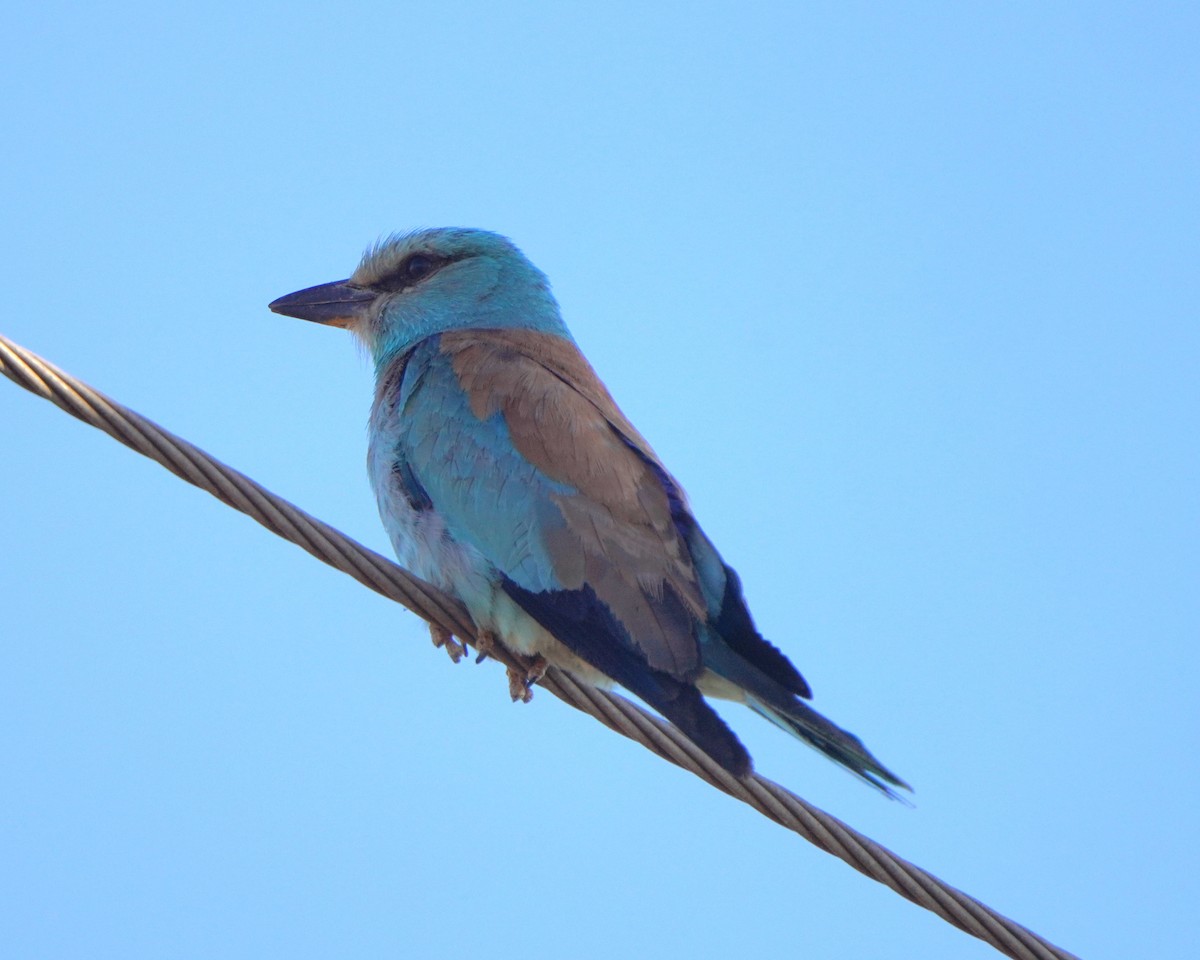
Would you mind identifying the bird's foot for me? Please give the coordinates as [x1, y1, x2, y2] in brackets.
[474, 629, 497, 664]
[507, 655, 548, 704]
[428, 623, 465, 664]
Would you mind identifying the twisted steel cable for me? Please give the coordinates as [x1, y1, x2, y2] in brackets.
[1, 332, 1080, 960]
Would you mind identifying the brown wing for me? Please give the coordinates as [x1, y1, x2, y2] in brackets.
[439, 328, 706, 678]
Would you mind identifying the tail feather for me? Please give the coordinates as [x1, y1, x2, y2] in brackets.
[747, 695, 911, 800]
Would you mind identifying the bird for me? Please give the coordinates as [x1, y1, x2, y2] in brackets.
[269, 228, 908, 797]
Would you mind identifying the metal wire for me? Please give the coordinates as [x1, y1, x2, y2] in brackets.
[1, 332, 1080, 960]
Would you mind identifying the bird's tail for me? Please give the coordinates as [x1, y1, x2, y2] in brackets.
[746, 694, 911, 800]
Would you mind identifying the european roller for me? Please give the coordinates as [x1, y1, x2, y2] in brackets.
[270, 228, 908, 796]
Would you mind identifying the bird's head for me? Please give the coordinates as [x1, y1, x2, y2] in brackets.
[269, 228, 569, 370]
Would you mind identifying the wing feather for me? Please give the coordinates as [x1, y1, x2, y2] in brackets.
[438, 329, 706, 678]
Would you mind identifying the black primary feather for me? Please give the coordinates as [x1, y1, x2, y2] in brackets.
[501, 578, 753, 777]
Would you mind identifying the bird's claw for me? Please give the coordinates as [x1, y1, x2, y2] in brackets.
[507, 655, 547, 704]
[459, 629, 543, 702]
[428, 623, 465, 664]
[473, 629, 497, 663]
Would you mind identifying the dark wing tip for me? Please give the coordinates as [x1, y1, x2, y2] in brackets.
[714, 563, 813, 698]
[500, 577, 753, 778]
[661, 684, 754, 778]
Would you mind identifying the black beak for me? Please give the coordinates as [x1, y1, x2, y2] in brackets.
[268, 279, 375, 328]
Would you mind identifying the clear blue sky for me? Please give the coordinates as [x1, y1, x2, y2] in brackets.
[2, 4, 1196, 958]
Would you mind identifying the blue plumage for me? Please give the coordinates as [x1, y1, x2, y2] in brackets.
[270, 228, 908, 796]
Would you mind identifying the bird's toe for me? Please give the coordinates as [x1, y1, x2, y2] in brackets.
[428, 623, 465, 664]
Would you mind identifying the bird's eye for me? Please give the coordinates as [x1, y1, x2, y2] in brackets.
[376, 251, 452, 292]
[404, 253, 438, 282]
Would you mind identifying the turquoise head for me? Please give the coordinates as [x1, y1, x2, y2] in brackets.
[270, 228, 571, 371]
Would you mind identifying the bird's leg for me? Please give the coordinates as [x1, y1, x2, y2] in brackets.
[428, 623, 465, 664]
[472, 630, 543, 702]
[507, 654, 548, 704]
[525, 654, 548, 687]
[474, 628, 497, 664]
